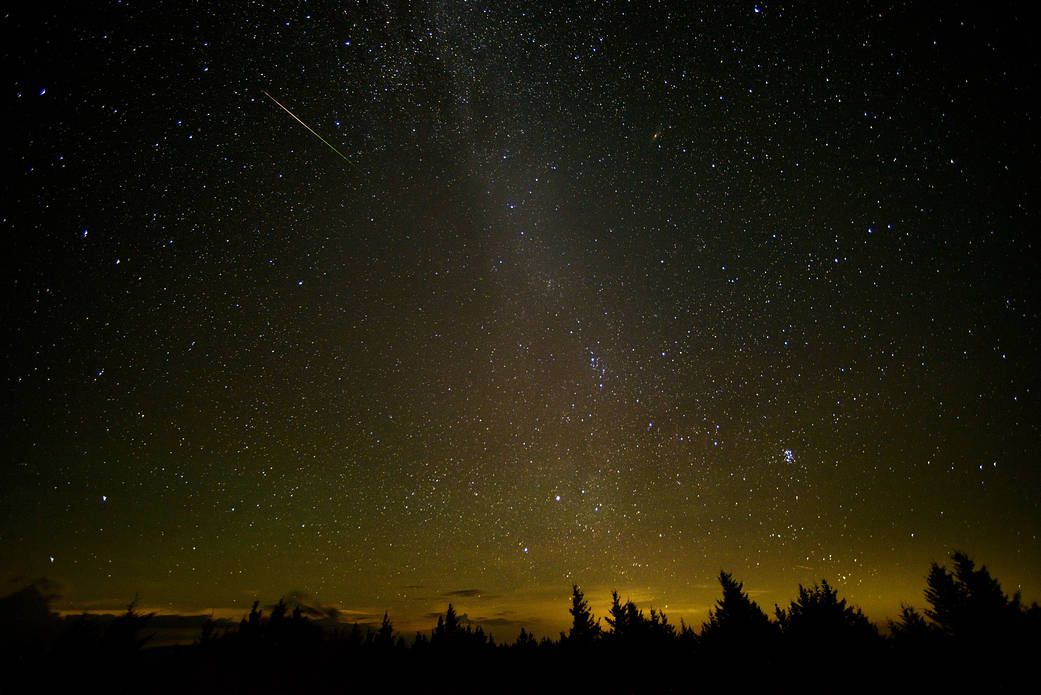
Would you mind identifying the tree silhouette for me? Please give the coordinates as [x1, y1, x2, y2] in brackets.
[0, 581, 61, 660]
[375, 611, 394, 647]
[515, 626, 538, 650]
[3, 552, 1038, 691]
[700, 570, 775, 651]
[240, 599, 262, 634]
[563, 584, 601, 646]
[678, 619, 697, 645]
[269, 597, 288, 624]
[605, 591, 645, 642]
[101, 597, 155, 656]
[412, 631, 428, 649]
[647, 607, 676, 643]
[603, 591, 676, 648]
[924, 550, 1017, 642]
[889, 604, 930, 639]
[775, 579, 877, 651]
[431, 602, 490, 650]
[443, 603, 460, 634]
[888, 604, 942, 656]
[913, 549, 1041, 668]
[198, 615, 218, 645]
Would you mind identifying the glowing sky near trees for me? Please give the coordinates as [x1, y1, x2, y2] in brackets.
[2, 1, 1038, 638]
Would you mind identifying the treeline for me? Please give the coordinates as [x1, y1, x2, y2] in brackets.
[2, 551, 1039, 692]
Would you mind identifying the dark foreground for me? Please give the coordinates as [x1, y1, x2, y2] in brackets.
[3, 552, 1038, 693]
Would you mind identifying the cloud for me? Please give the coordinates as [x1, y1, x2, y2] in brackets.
[421, 610, 477, 624]
[275, 591, 330, 618]
[265, 590, 381, 623]
[417, 608, 529, 635]
[441, 588, 499, 599]
[5, 576, 63, 599]
[334, 608, 384, 623]
[470, 617, 521, 628]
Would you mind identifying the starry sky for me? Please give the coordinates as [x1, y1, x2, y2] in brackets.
[3, 1, 1039, 637]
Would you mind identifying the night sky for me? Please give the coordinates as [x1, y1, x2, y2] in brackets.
[3, 2, 1039, 637]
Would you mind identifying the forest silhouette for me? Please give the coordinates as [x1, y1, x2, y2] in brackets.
[1, 551, 1038, 693]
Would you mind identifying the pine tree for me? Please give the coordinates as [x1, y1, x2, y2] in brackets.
[444, 603, 460, 634]
[648, 608, 676, 641]
[605, 591, 651, 642]
[566, 584, 601, 645]
[924, 551, 1019, 642]
[700, 571, 774, 649]
[102, 597, 155, 655]
[246, 600, 262, 631]
[433, 603, 461, 645]
[775, 579, 877, 649]
[270, 598, 288, 623]
[605, 591, 625, 634]
[376, 611, 394, 646]
[516, 626, 538, 649]
[889, 604, 939, 652]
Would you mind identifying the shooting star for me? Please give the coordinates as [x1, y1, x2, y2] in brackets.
[262, 90, 351, 164]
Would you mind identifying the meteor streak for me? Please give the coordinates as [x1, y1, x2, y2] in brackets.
[262, 90, 351, 164]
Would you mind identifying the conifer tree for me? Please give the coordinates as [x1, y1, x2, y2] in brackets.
[376, 612, 394, 646]
[566, 584, 601, 645]
[701, 571, 774, 648]
[924, 551, 1020, 643]
[775, 579, 877, 648]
